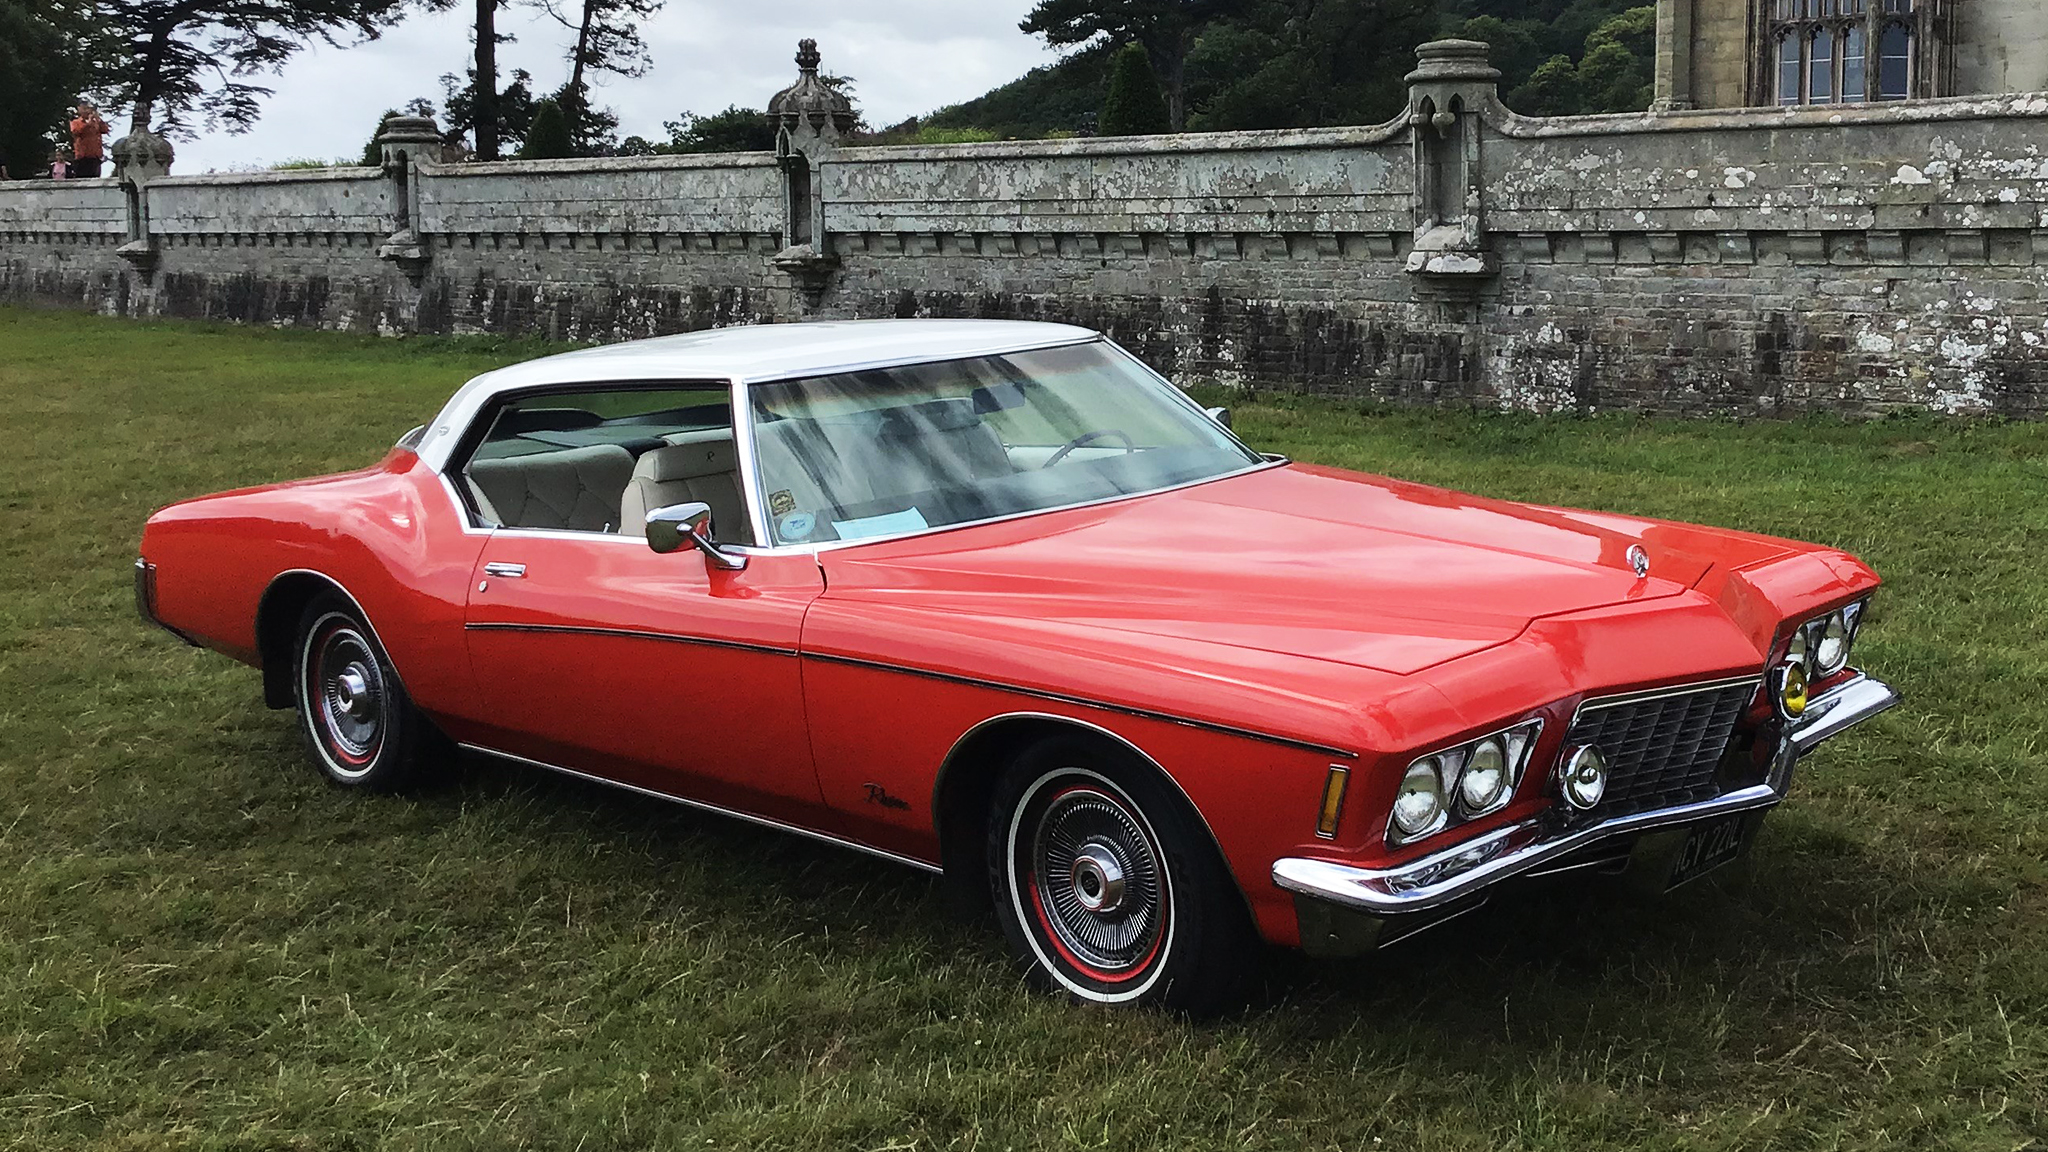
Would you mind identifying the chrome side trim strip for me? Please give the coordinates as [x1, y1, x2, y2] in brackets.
[805, 651, 1357, 759]
[1272, 782, 1785, 915]
[1787, 672, 1900, 752]
[458, 742, 944, 875]
[464, 621, 796, 658]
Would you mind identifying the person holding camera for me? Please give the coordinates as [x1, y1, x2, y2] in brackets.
[69, 100, 110, 178]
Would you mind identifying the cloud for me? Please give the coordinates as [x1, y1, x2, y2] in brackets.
[171, 0, 1060, 172]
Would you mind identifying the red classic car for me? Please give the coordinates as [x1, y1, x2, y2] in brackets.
[136, 320, 1899, 1012]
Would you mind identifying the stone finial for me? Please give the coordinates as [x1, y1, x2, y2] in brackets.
[110, 127, 175, 184]
[376, 114, 444, 170]
[1404, 39, 1502, 86]
[767, 38, 857, 135]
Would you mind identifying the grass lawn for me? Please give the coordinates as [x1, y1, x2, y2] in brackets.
[2, 305, 2045, 1150]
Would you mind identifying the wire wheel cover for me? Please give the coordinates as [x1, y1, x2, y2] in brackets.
[1027, 783, 1167, 976]
[309, 624, 384, 766]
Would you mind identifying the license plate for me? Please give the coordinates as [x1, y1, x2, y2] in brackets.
[1665, 816, 1750, 891]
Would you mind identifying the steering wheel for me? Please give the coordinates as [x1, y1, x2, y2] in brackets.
[1042, 429, 1137, 469]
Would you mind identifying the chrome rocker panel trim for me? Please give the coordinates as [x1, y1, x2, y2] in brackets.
[1273, 673, 1900, 918]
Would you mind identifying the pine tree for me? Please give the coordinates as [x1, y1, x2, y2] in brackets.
[519, 98, 572, 158]
[1097, 43, 1170, 136]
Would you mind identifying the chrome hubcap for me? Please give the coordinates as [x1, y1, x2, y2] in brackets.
[1029, 783, 1164, 973]
[1068, 846, 1126, 913]
[310, 624, 384, 765]
[333, 668, 372, 718]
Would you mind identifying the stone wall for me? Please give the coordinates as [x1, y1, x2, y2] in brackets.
[3, 40, 2047, 416]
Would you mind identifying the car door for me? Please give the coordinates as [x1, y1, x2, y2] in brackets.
[462, 534, 830, 826]
[449, 380, 834, 830]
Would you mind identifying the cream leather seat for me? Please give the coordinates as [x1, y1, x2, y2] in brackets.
[618, 434, 750, 543]
[466, 444, 634, 532]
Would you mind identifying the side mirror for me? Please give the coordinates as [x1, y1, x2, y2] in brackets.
[1205, 405, 1233, 431]
[645, 502, 747, 571]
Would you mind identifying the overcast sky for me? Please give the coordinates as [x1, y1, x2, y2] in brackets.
[171, 0, 1062, 172]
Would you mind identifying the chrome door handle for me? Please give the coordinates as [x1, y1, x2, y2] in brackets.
[483, 562, 527, 578]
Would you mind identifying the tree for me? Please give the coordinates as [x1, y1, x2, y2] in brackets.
[441, 66, 536, 154]
[472, 0, 503, 159]
[1020, 0, 1244, 131]
[659, 105, 777, 153]
[0, 0, 85, 178]
[518, 97, 571, 158]
[1097, 43, 1169, 135]
[1507, 54, 1583, 116]
[88, 0, 415, 136]
[1497, 6, 1653, 116]
[537, 0, 662, 154]
[1184, 0, 1436, 132]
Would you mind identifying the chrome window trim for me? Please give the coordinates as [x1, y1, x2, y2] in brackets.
[412, 327, 1105, 474]
[427, 336, 1276, 556]
[459, 742, 942, 874]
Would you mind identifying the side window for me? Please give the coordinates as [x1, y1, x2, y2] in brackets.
[455, 384, 755, 545]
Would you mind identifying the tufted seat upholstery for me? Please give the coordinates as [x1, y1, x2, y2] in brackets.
[617, 433, 750, 543]
[466, 443, 635, 533]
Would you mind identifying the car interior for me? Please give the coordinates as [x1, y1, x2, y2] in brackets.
[453, 361, 1237, 550]
[457, 385, 1114, 548]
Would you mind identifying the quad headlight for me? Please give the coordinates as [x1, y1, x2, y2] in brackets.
[1387, 721, 1542, 847]
[1392, 759, 1446, 839]
[1785, 600, 1869, 682]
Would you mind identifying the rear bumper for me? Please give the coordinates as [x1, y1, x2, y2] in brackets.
[1273, 673, 1900, 954]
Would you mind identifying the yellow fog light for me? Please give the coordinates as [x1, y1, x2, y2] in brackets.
[1776, 662, 1809, 720]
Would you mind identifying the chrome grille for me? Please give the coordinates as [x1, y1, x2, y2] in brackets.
[1565, 678, 1758, 816]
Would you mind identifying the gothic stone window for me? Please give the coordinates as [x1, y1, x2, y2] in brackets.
[1770, 0, 1929, 105]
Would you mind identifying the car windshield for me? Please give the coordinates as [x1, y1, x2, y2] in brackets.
[748, 340, 1262, 546]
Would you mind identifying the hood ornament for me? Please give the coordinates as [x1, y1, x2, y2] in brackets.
[1627, 544, 1651, 579]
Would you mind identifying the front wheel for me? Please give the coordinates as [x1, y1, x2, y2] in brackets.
[988, 736, 1258, 1014]
[293, 594, 442, 791]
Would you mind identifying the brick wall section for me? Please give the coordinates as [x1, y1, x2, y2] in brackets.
[2, 74, 2045, 417]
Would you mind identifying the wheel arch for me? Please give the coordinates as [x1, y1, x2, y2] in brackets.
[255, 570, 393, 709]
[930, 711, 1251, 921]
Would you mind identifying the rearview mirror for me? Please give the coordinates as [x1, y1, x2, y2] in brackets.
[645, 502, 747, 570]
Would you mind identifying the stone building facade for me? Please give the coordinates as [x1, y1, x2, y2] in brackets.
[4, 38, 2047, 417]
[1655, 0, 2048, 111]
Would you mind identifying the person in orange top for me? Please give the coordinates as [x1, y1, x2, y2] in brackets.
[69, 100, 110, 178]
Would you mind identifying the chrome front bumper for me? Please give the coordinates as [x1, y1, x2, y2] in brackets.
[1273, 673, 1900, 952]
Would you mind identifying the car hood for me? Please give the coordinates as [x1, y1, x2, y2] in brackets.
[816, 462, 1797, 675]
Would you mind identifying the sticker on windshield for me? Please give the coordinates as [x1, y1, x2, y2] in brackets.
[767, 489, 797, 516]
[831, 508, 929, 541]
[777, 510, 816, 541]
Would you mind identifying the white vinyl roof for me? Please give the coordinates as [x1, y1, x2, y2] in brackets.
[411, 319, 1099, 472]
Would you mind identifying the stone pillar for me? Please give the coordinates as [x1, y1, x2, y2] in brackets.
[375, 114, 442, 276]
[109, 125, 174, 279]
[765, 39, 857, 301]
[1652, 0, 1697, 112]
[1405, 39, 1500, 285]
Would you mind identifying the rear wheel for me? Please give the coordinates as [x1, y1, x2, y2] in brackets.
[988, 735, 1258, 1014]
[293, 594, 442, 791]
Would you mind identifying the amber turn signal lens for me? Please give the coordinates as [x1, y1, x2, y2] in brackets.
[1777, 662, 1809, 719]
[1316, 766, 1350, 838]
